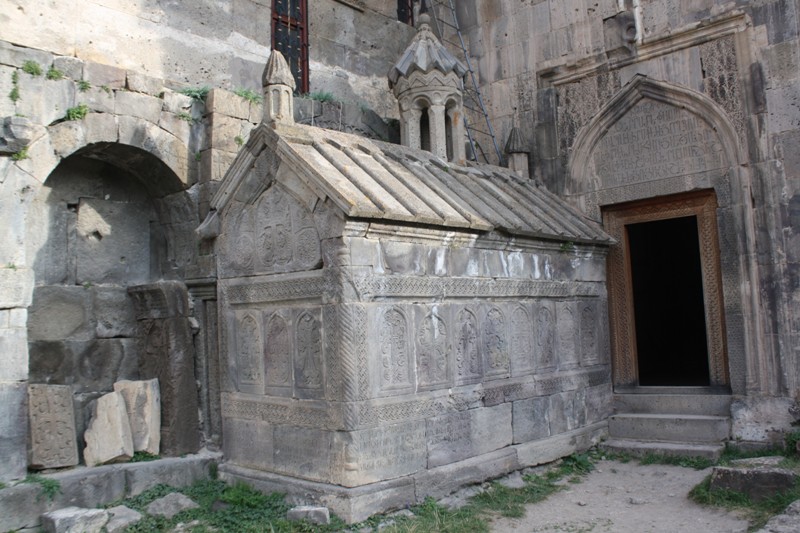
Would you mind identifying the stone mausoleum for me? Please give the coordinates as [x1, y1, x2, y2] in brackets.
[1, 0, 800, 526]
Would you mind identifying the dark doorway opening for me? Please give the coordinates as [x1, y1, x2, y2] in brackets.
[627, 215, 710, 386]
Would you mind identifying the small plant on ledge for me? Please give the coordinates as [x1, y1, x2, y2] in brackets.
[46, 67, 64, 80]
[233, 87, 263, 104]
[179, 86, 211, 101]
[64, 103, 89, 121]
[22, 60, 43, 76]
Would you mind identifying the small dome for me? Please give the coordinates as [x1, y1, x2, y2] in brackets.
[262, 50, 296, 90]
[388, 15, 467, 88]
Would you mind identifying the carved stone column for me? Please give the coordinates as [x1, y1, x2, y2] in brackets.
[428, 104, 447, 160]
[402, 107, 422, 150]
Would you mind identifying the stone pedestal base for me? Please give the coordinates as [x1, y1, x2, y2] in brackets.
[219, 421, 607, 523]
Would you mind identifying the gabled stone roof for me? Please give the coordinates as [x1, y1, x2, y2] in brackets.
[213, 122, 611, 245]
[388, 15, 467, 89]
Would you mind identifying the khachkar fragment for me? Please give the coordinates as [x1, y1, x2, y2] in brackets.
[84, 391, 134, 466]
[113, 379, 161, 455]
[28, 384, 79, 469]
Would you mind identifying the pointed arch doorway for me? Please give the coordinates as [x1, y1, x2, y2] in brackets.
[603, 190, 729, 389]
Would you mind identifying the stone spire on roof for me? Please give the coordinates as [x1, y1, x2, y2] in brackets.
[388, 6, 467, 164]
[505, 125, 530, 179]
[262, 50, 295, 126]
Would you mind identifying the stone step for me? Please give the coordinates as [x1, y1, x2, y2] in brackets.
[600, 438, 725, 461]
[608, 413, 730, 443]
[613, 393, 732, 416]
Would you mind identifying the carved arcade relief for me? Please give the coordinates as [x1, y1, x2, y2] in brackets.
[455, 308, 482, 384]
[483, 307, 510, 378]
[265, 312, 292, 389]
[380, 308, 411, 391]
[236, 312, 264, 392]
[416, 311, 449, 388]
[295, 311, 323, 390]
[511, 305, 535, 375]
[535, 303, 556, 371]
[580, 302, 599, 365]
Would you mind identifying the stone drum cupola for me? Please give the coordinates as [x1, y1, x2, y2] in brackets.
[262, 50, 295, 125]
[388, 6, 467, 164]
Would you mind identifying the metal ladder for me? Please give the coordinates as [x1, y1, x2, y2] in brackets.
[427, 0, 503, 164]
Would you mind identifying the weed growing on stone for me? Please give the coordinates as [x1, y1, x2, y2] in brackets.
[195, 151, 202, 162]
[100, 85, 112, 94]
[9, 70, 20, 102]
[234, 135, 244, 146]
[309, 91, 336, 104]
[46, 67, 64, 80]
[64, 103, 89, 121]
[22, 60, 42, 76]
[11, 147, 29, 161]
[131, 451, 160, 462]
[77, 79, 91, 92]
[233, 87, 263, 104]
[179, 86, 210, 101]
[24, 474, 62, 502]
[177, 111, 195, 122]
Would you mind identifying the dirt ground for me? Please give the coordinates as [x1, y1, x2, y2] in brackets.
[488, 459, 749, 533]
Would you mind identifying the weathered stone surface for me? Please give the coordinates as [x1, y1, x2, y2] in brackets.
[426, 404, 513, 468]
[512, 396, 551, 444]
[207, 88, 252, 120]
[83, 62, 126, 89]
[0, 115, 47, 153]
[28, 285, 94, 341]
[126, 71, 163, 95]
[41, 507, 109, 533]
[0, 482, 44, 531]
[416, 447, 520, 500]
[28, 384, 79, 470]
[287, 505, 330, 525]
[113, 379, 161, 454]
[93, 286, 136, 338]
[53, 56, 84, 80]
[115, 90, 163, 123]
[146, 492, 199, 518]
[83, 111, 118, 143]
[0, 266, 34, 308]
[83, 391, 134, 466]
[131, 282, 199, 456]
[75, 86, 116, 114]
[0, 382, 28, 481]
[754, 499, 800, 533]
[125, 453, 219, 496]
[105, 505, 142, 533]
[710, 466, 798, 502]
[16, 75, 76, 126]
[0, 324, 28, 382]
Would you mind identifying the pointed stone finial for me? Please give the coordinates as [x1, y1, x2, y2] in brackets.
[262, 50, 296, 91]
[262, 50, 295, 125]
[505, 126, 530, 179]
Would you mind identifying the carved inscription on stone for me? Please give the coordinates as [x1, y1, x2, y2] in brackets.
[427, 411, 471, 468]
[455, 308, 482, 384]
[580, 301, 599, 365]
[236, 312, 263, 393]
[592, 99, 725, 187]
[557, 302, 578, 369]
[535, 303, 556, 371]
[255, 186, 321, 273]
[264, 312, 292, 391]
[273, 426, 331, 481]
[483, 307, 510, 378]
[295, 311, 323, 391]
[416, 310, 449, 389]
[510, 305, 535, 375]
[28, 384, 78, 469]
[335, 422, 426, 486]
[380, 308, 411, 391]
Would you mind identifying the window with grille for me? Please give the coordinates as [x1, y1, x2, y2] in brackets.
[398, 0, 414, 25]
[272, 0, 309, 93]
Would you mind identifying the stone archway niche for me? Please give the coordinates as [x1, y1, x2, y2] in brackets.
[567, 75, 760, 395]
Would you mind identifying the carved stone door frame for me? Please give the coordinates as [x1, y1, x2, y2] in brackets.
[603, 190, 729, 389]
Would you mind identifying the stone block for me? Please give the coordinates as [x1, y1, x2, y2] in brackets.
[0, 325, 28, 381]
[125, 453, 218, 496]
[0, 41, 54, 70]
[128, 281, 190, 320]
[146, 493, 199, 518]
[0, 482, 44, 531]
[512, 396, 550, 444]
[222, 417, 274, 472]
[0, 65, 16, 117]
[41, 507, 108, 533]
[93, 286, 136, 338]
[0, 382, 28, 482]
[200, 148, 237, 182]
[83, 391, 134, 466]
[0, 266, 34, 307]
[515, 422, 606, 467]
[17, 75, 76, 126]
[75, 198, 151, 285]
[332, 421, 426, 487]
[287, 505, 331, 525]
[83, 62, 126, 89]
[416, 447, 520, 500]
[83, 112, 118, 144]
[162, 90, 196, 115]
[158, 110, 192, 143]
[207, 88, 251, 120]
[208, 113, 252, 152]
[426, 404, 513, 468]
[273, 426, 334, 482]
[105, 505, 142, 533]
[75, 86, 116, 114]
[28, 384, 79, 470]
[113, 379, 161, 454]
[28, 285, 94, 341]
[710, 466, 798, 502]
[114, 90, 163, 124]
[53, 56, 84, 80]
[126, 71, 163, 95]
[49, 119, 86, 158]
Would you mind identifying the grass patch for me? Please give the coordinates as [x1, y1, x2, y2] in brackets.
[177, 111, 195, 122]
[689, 475, 800, 531]
[179, 86, 210, 101]
[77, 79, 91, 92]
[639, 453, 714, 470]
[308, 91, 336, 104]
[64, 103, 89, 121]
[131, 451, 160, 463]
[9, 70, 20, 102]
[46, 67, 64, 80]
[24, 474, 61, 501]
[233, 87, 263, 104]
[11, 147, 29, 161]
[22, 60, 43, 76]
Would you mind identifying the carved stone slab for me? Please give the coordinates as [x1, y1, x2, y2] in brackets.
[28, 384, 78, 469]
[482, 306, 510, 380]
[83, 391, 134, 466]
[426, 404, 513, 468]
[509, 304, 535, 376]
[534, 301, 556, 372]
[113, 379, 161, 455]
[557, 301, 579, 370]
[414, 306, 451, 390]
